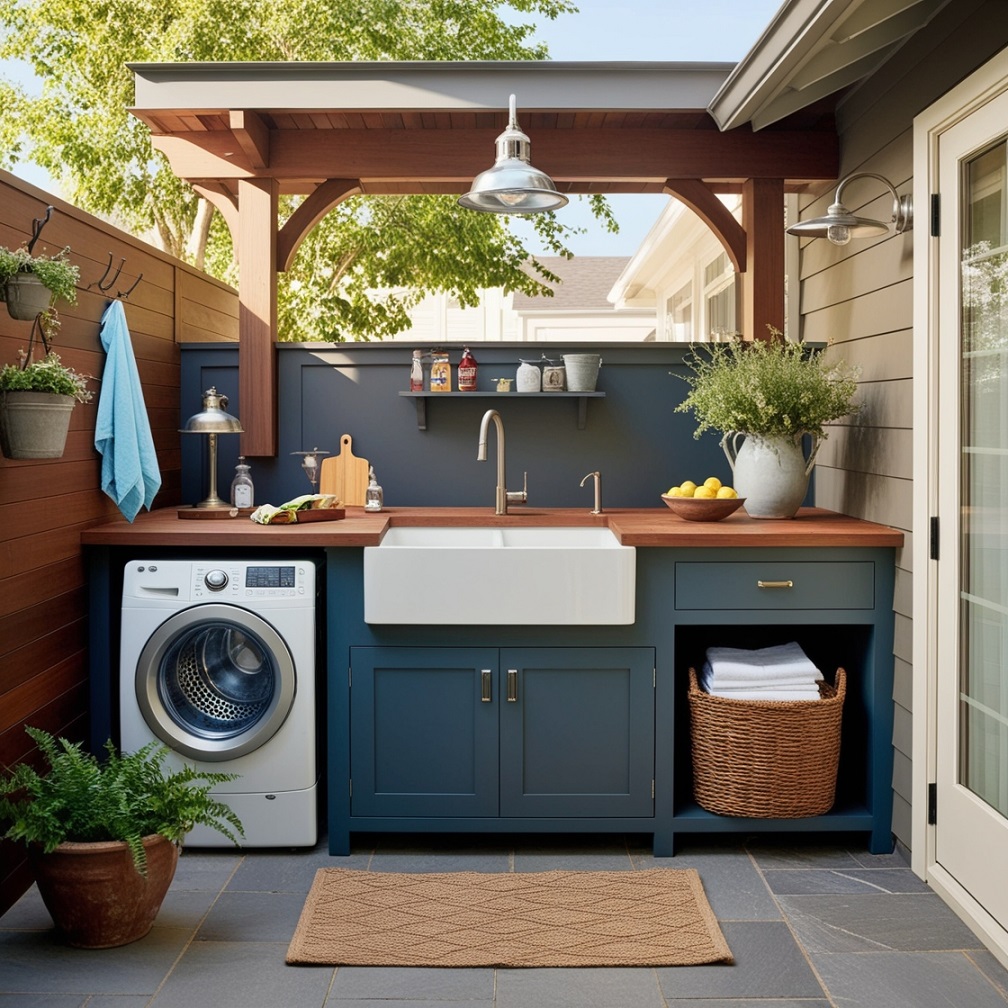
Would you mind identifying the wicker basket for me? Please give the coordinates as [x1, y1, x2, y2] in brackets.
[688, 667, 845, 818]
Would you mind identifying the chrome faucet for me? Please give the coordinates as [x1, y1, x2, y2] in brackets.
[477, 409, 527, 515]
[580, 470, 602, 514]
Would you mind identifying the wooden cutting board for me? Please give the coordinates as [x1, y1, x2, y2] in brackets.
[319, 434, 369, 506]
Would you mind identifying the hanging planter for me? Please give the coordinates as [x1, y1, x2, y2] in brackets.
[0, 319, 94, 460]
[0, 246, 79, 323]
[3, 271, 55, 320]
[0, 389, 76, 459]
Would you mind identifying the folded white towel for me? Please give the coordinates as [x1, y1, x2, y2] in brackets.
[704, 686, 823, 701]
[704, 642, 820, 683]
[705, 665, 822, 689]
[700, 663, 821, 692]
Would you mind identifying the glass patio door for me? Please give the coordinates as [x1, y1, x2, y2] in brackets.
[935, 87, 1008, 927]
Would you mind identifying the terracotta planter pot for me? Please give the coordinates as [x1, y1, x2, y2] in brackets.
[0, 390, 75, 459]
[29, 834, 180, 948]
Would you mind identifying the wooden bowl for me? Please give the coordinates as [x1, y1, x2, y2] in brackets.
[660, 494, 746, 522]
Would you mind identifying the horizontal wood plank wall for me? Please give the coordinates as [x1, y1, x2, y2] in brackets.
[794, 0, 1008, 852]
[0, 170, 237, 914]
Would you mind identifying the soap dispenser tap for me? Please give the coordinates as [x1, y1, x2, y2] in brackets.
[580, 471, 602, 514]
[365, 466, 384, 512]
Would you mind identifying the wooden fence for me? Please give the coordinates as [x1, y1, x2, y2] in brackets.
[0, 169, 237, 914]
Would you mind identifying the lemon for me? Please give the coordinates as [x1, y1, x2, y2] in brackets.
[703, 476, 722, 491]
[666, 486, 684, 497]
[679, 480, 697, 497]
[693, 485, 717, 499]
[716, 486, 738, 499]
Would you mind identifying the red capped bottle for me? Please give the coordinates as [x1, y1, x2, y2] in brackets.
[458, 345, 478, 391]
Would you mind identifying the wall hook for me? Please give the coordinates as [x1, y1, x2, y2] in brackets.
[26, 206, 55, 255]
[117, 273, 142, 299]
[90, 252, 125, 293]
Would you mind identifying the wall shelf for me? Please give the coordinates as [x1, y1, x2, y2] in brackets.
[399, 391, 605, 430]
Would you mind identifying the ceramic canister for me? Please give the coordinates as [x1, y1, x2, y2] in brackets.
[542, 359, 566, 391]
[516, 359, 541, 392]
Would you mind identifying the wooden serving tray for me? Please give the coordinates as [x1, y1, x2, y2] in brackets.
[292, 508, 346, 523]
[177, 507, 256, 520]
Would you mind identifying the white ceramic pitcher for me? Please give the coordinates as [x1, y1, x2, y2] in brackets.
[722, 431, 822, 519]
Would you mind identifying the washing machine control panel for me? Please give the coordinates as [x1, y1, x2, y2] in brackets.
[190, 563, 308, 599]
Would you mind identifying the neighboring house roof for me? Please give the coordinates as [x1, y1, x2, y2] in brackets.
[512, 257, 633, 314]
[708, 0, 953, 131]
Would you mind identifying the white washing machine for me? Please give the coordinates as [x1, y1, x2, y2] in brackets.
[120, 558, 318, 847]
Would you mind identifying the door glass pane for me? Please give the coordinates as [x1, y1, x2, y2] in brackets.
[960, 139, 1008, 815]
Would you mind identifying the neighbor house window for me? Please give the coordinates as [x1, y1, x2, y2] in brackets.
[703, 252, 736, 339]
[666, 282, 692, 341]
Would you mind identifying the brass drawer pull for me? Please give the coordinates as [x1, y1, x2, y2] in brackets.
[757, 579, 794, 589]
[507, 669, 518, 702]
[481, 669, 492, 702]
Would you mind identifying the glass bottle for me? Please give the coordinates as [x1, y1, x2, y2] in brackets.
[410, 349, 424, 391]
[458, 345, 478, 391]
[365, 466, 384, 512]
[230, 456, 254, 508]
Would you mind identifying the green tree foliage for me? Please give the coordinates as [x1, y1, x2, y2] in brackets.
[0, 0, 619, 340]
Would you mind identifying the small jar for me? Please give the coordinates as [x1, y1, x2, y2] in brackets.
[517, 359, 541, 392]
[230, 457, 254, 508]
[430, 350, 451, 392]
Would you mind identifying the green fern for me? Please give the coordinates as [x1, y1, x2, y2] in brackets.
[0, 727, 244, 874]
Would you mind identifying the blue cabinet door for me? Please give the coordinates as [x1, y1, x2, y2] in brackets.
[350, 647, 499, 817]
[499, 647, 655, 817]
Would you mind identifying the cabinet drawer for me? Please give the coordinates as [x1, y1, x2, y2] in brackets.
[675, 561, 874, 610]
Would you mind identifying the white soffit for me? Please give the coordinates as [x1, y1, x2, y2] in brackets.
[129, 60, 735, 113]
[708, 0, 952, 131]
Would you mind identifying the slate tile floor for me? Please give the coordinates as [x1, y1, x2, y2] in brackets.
[2, 833, 1008, 1008]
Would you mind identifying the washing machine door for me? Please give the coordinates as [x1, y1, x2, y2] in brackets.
[135, 603, 296, 761]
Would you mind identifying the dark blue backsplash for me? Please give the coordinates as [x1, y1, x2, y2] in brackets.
[180, 342, 800, 511]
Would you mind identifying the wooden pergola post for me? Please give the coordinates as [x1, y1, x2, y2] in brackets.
[741, 178, 785, 341]
[236, 178, 278, 457]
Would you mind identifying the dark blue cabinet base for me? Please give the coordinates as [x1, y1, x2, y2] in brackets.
[326, 545, 896, 858]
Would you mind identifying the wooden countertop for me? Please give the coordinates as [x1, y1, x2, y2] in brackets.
[81, 505, 904, 549]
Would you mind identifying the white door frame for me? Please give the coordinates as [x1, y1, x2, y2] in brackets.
[913, 46, 1008, 968]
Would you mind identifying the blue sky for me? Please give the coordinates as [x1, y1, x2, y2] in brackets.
[509, 0, 782, 254]
[3, 0, 782, 255]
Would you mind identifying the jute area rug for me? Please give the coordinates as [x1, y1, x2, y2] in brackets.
[286, 868, 732, 968]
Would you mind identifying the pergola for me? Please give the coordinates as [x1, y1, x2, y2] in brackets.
[130, 61, 839, 456]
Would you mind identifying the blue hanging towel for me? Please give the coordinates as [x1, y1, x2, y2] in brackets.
[94, 300, 161, 521]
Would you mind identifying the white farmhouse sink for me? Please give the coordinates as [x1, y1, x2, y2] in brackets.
[363, 526, 635, 625]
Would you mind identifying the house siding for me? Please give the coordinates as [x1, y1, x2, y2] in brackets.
[796, 0, 1008, 851]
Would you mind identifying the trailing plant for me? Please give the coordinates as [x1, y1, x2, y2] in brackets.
[675, 329, 860, 442]
[0, 350, 93, 403]
[0, 727, 244, 874]
[0, 245, 79, 305]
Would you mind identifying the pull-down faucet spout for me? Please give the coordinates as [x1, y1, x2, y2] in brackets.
[477, 409, 527, 515]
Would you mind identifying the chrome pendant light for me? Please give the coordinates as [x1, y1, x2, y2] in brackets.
[459, 94, 568, 215]
[786, 172, 913, 246]
[180, 387, 243, 509]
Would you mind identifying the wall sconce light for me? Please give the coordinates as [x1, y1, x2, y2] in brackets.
[785, 172, 913, 246]
[180, 387, 243, 509]
[458, 94, 569, 215]
[291, 447, 329, 491]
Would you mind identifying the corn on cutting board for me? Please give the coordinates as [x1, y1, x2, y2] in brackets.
[319, 434, 369, 506]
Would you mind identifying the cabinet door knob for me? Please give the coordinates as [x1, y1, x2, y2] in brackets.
[506, 669, 518, 702]
[481, 669, 492, 702]
[757, 579, 794, 589]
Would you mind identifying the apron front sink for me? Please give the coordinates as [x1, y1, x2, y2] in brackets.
[363, 526, 635, 624]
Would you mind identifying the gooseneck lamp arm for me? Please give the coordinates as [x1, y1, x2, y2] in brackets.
[785, 171, 913, 246]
